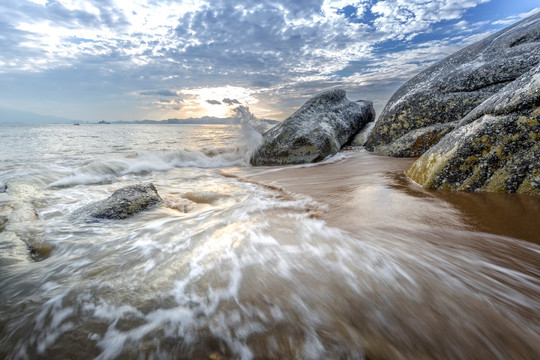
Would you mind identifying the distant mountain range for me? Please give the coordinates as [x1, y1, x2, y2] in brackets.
[0, 108, 279, 126]
[0, 108, 77, 124]
[118, 117, 280, 125]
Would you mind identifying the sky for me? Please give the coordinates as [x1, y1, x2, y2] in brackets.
[0, 0, 538, 122]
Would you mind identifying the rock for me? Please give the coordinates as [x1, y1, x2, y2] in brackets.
[374, 122, 457, 157]
[2, 183, 52, 260]
[351, 121, 375, 146]
[366, 12, 540, 155]
[406, 63, 540, 194]
[251, 89, 375, 165]
[75, 183, 163, 220]
[5, 183, 40, 223]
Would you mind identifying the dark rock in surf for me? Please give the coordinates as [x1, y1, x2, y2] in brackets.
[365, 12, 540, 156]
[251, 89, 375, 165]
[76, 183, 163, 220]
[407, 62, 540, 195]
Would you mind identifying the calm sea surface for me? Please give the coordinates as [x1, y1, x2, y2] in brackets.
[1, 124, 539, 359]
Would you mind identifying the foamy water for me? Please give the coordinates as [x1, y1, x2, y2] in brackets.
[0, 124, 539, 359]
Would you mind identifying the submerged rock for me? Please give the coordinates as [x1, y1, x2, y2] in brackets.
[2, 182, 53, 260]
[251, 89, 375, 165]
[76, 183, 163, 220]
[407, 63, 540, 195]
[366, 12, 540, 155]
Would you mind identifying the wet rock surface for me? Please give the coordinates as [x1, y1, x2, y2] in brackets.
[407, 63, 540, 194]
[366, 12, 540, 155]
[1, 183, 53, 260]
[75, 183, 163, 220]
[251, 89, 375, 165]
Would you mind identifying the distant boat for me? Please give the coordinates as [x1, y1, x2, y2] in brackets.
[98, 120, 111, 124]
[73, 122, 80, 125]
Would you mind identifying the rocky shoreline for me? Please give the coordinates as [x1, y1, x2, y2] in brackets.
[251, 12, 540, 195]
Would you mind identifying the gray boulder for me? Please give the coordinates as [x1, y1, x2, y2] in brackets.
[251, 89, 375, 165]
[75, 183, 163, 220]
[365, 12, 540, 155]
[406, 62, 540, 195]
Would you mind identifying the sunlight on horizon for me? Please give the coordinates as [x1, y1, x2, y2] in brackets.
[177, 85, 259, 119]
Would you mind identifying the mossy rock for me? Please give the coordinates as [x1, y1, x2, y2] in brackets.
[407, 63, 540, 195]
[374, 122, 457, 157]
[366, 12, 540, 155]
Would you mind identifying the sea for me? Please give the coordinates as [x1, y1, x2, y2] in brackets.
[0, 123, 539, 359]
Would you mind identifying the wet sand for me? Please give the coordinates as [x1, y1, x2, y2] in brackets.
[235, 149, 540, 245]
[228, 149, 540, 359]
[2, 141, 539, 359]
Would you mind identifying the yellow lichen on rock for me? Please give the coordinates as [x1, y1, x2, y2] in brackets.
[406, 146, 457, 188]
[484, 168, 512, 192]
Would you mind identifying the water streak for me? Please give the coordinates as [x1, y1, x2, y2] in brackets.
[0, 125, 539, 359]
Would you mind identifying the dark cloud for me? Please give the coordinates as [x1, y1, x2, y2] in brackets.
[139, 90, 178, 97]
[250, 80, 273, 88]
[206, 99, 222, 105]
[45, 0, 102, 28]
[222, 98, 241, 105]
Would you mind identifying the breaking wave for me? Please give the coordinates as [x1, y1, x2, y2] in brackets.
[48, 149, 246, 187]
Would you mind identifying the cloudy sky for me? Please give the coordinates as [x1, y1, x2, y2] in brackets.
[0, 0, 538, 122]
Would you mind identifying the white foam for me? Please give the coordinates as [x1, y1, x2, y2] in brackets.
[48, 148, 254, 187]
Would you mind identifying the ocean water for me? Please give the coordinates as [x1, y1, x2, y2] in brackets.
[0, 124, 539, 359]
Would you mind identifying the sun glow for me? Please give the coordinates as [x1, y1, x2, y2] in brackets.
[179, 86, 259, 118]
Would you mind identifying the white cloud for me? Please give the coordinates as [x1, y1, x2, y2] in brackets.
[492, 7, 540, 25]
[371, 0, 491, 39]
[0, 0, 498, 77]
[0, 0, 536, 121]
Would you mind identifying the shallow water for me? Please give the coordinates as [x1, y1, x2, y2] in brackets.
[0, 125, 539, 359]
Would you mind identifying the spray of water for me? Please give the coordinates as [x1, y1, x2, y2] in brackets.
[231, 106, 264, 163]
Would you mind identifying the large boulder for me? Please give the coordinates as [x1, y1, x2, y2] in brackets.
[75, 183, 163, 220]
[365, 12, 540, 156]
[251, 89, 375, 165]
[406, 63, 540, 195]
